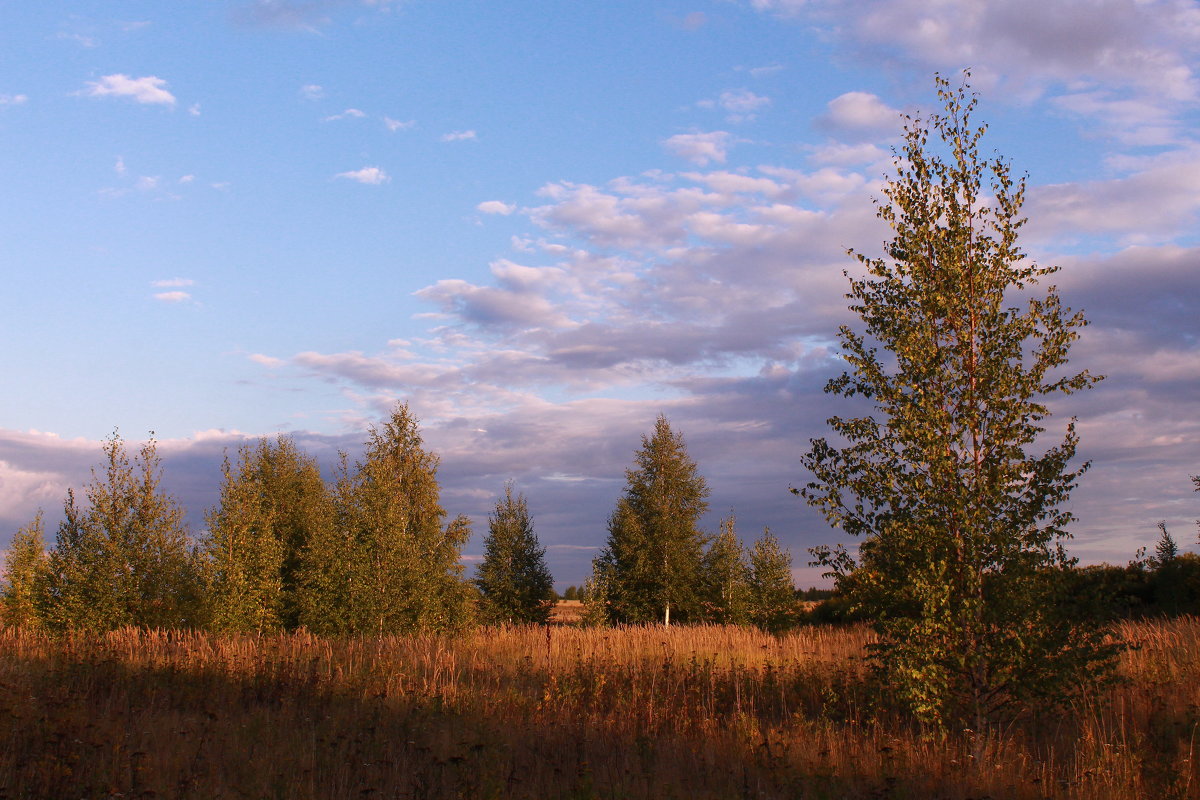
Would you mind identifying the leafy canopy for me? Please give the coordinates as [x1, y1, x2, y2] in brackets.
[800, 74, 1117, 727]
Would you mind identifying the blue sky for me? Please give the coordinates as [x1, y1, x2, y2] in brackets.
[3, 0, 1199, 587]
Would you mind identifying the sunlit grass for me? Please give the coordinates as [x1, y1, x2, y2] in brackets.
[1, 618, 1196, 798]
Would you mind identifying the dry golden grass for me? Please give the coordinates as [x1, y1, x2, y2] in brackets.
[0, 618, 1196, 799]
[550, 599, 584, 625]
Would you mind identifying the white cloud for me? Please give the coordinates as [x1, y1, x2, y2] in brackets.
[748, 63, 784, 79]
[323, 108, 366, 122]
[178, 175, 195, 184]
[249, 353, 285, 368]
[0, 458, 66, 527]
[755, 0, 1200, 141]
[188, 103, 201, 116]
[152, 278, 194, 288]
[806, 142, 889, 166]
[816, 91, 901, 140]
[749, 0, 807, 16]
[153, 291, 191, 303]
[1026, 149, 1200, 244]
[335, 166, 390, 185]
[662, 131, 734, 165]
[477, 200, 515, 215]
[0, 93, 28, 107]
[136, 176, 160, 191]
[58, 32, 99, 48]
[441, 130, 477, 142]
[300, 84, 325, 100]
[114, 156, 127, 176]
[704, 89, 771, 122]
[1053, 90, 1182, 146]
[384, 116, 415, 132]
[82, 74, 176, 106]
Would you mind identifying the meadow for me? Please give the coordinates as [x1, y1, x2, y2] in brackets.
[1, 616, 1197, 799]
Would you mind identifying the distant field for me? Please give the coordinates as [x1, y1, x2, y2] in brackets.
[550, 599, 584, 625]
[1, 618, 1197, 799]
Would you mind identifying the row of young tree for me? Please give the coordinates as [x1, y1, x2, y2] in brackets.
[582, 415, 799, 632]
[1, 406, 800, 634]
[1, 407, 479, 634]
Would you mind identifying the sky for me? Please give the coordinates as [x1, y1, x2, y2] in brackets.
[2, 0, 1198, 588]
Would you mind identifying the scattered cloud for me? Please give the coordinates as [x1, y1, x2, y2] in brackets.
[188, 103, 201, 116]
[1053, 90, 1182, 146]
[662, 131, 734, 165]
[1026, 149, 1200, 245]
[747, 0, 807, 17]
[0, 93, 28, 107]
[681, 12, 707, 30]
[441, 130, 478, 142]
[752, 0, 1200, 142]
[300, 84, 325, 100]
[114, 156, 127, 176]
[335, 166, 390, 185]
[81, 74, 176, 106]
[477, 200, 516, 215]
[815, 91, 902, 140]
[748, 63, 784, 79]
[179, 175, 195, 184]
[236, 140, 1200, 578]
[249, 353, 285, 368]
[384, 116, 415, 132]
[700, 89, 771, 123]
[152, 278, 195, 288]
[153, 291, 191, 303]
[57, 32, 99, 48]
[323, 108, 366, 122]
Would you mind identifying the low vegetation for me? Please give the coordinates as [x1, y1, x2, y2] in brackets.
[1, 618, 1197, 799]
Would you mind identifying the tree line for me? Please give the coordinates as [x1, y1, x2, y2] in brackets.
[0, 405, 802, 634]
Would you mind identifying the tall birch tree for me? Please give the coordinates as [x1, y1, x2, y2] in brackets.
[800, 75, 1117, 726]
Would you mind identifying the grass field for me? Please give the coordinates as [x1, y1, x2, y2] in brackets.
[1, 615, 1197, 799]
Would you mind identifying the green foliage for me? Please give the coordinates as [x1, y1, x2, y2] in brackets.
[579, 572, 608, 626]
[800, 75, 1118, 727]
[1, 513, 48, 628]
[1154, 521, 1179, 566]
[1151, 522, 1188, 613]
[563, 585, 579, 601]
[589, 416, 710, 626]
[476, 485, 555, 625]
[747, 528, 797, 633]
[201, 437, 333, 632]
[699, 515, 750, 624]
[42, 433, 199, 631]
[299, 404, 473, 635]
